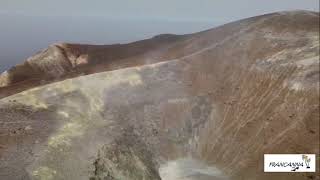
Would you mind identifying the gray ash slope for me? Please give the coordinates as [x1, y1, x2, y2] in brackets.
[0, 10, 319, 180]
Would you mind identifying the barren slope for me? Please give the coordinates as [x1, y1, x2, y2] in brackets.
[0, 10, 319, 180]
[1, 10, 318, 98]
[0, 34, 187, 98]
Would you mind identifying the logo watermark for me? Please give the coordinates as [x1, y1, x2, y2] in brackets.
[264, 154, 316, 172]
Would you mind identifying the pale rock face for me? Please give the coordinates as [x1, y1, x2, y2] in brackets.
[75, 54, 89, 66]
[26, 45, 71, 78]
[0, 11, 319, 180]
[0, 71, 10, 87]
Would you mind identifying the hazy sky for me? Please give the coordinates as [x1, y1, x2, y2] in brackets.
[0, 0, 319, 72]
[1, 0, 319, 21]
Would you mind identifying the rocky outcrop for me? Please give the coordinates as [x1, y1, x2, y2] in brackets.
[0, 34, 186, 98]
[0, 10, 319, 180]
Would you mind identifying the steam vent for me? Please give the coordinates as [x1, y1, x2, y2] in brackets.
[0, 11, 319, 180]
